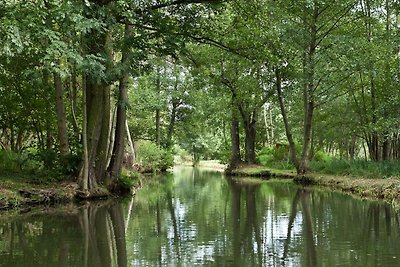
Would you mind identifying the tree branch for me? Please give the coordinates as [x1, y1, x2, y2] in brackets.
[315, 1, 357, 47]
[122, 22, 244, 57]
[149, 0, 222, 10]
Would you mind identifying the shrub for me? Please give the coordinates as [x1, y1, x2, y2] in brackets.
[160, 149, 174, 171]
[136, 141, 174, 172]
[257, 146, 290, 165]
[256, 147, 274, 165]
[0, 149, 40, 173]
[60, 153, 81, 176]
[115, 171, 142, 194]
[313, 150, 331, 162]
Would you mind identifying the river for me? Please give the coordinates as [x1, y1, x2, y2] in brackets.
[1, 167, 399, 266]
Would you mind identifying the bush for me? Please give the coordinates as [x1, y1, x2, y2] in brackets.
[136, 141, 174, 172]
[60, 153, 81, 176]
[0, 149, 40, 173]
[313, 150, 332, 162]
[257, 145, 290, 165]
[0, 148, 81, 183]
[115, 171, 142, 194]
[256, 147, 273, 165]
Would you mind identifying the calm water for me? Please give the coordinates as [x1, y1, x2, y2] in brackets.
[1, 167, 400, 267]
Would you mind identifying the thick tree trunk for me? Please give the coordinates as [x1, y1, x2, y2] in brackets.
[107, 24, 132, 183]
[230, 105, 241, 167]
[54, 72, 70, 157]
[243, 111, 257, 164]
[79, 1, 113, 192]
[94, 83, 111, 183]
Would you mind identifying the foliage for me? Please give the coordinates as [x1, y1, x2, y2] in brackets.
[257, 146, 291, 164]
[1, 0, 400, 184]
[115, 170, 142, 193]
[312, 150, 332, 162]
[174, 145, 192, 164]
[136, 141, 174, 172]
[310, 160, 400, 179]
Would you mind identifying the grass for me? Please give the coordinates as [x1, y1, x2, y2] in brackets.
[310, 159, 400, 179]
[227, 163, 296, 178]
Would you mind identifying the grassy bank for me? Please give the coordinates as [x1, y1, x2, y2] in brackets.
[293, 174, 400, 205]
[0, 170, 143, 211]
[227, 163, 400, 206]
[226, 164, 296, 179]
[0, 173, 78, 210]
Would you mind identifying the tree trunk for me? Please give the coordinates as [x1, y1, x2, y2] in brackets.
[243, 111, 257, 164]
[94, 82, 111, 183]
[382, 133, 390, 161]
[79, 1, 113, 192]
[263, 104, 270, 146]
[275, 69, 299, 169]
[155, 109, 161, 146]
[79, 76, 89, 191]
[54, 72, 70, 157]
[155, 67, 161, 146]
[298, 5, 318, 174]
[107, 24, 132, 184]
[126, 120, 135, 162]
[70, 68, 80, 139]
[230, 105, 241, 167]
[166, 100, 178, 148]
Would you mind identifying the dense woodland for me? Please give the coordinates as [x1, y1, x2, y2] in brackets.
[1, 0, 400, 194]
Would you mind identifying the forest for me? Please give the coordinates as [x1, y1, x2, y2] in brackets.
[1, 0, 400, 197]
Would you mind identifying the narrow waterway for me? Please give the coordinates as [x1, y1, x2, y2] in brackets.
[1, 167, 400, 267]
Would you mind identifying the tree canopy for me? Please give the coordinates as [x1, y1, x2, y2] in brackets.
[1, 0, 400, 193]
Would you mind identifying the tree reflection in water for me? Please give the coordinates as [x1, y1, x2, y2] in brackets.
[2, 168, 400, 266]
[79, 201, 127, 267]
[0, 201, 128, 267]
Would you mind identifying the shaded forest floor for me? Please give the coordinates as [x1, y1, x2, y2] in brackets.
[227, 164, 400, 206]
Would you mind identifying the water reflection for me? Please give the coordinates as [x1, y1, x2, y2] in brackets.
[0, 202, 128, 267]
[1, 167, 400, 266]
[79, 202, 127, 267]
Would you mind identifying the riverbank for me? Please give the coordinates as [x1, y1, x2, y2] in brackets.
[226, 163, 297, 178]
[227, 164, 400, 205]
[177, 160, 227, 171]
[0, 172, 142, 211]
[0, 175, 78, 210]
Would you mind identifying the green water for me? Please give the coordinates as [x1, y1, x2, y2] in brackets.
[1, 167, 400, 267]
